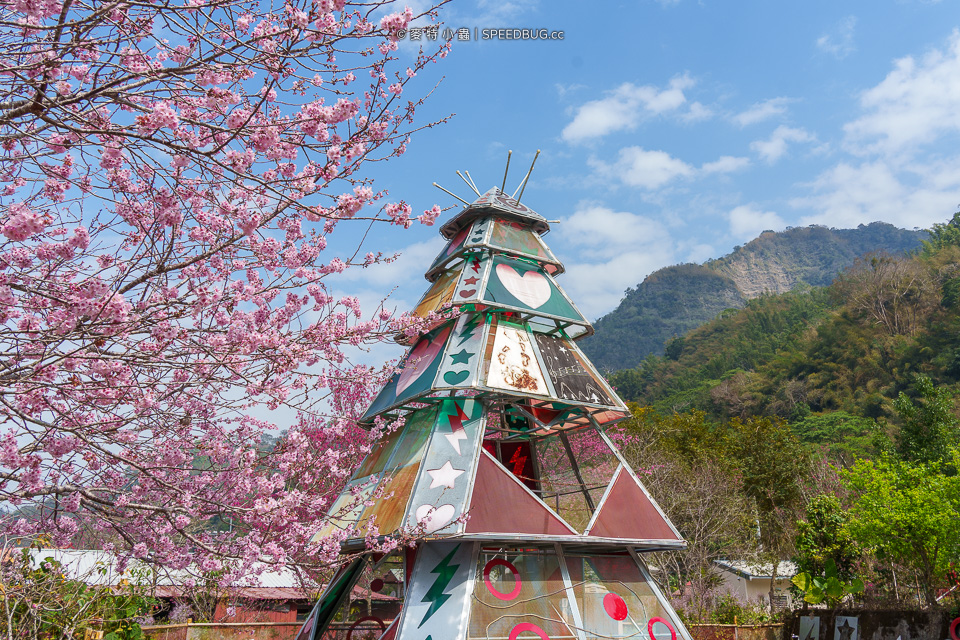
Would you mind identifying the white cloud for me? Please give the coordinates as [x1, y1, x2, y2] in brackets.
[472, 0, 539, 20]
[702, 155, 750, 174]
[589, 148, 749, 189]
[791, 32, 960, 229]
[844, 30, 960, 156]
[558, 204, 670, 257]
[792, 159, 960, 229]
[682, 101, 714, 122]
[561, 75, 696, 142]
[589, 147, 695, 189]
[732, 97, 792, 127]
[555, 204, 676, 315]
[750, 125, 815, 163]
[684, 243, 716, 263]
[555, 82, 586, 97]
[816, 16, 857, 59]
[728, 205, 786, 240]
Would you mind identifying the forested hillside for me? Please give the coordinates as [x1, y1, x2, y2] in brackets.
[583, 222, 925, 371]
[610, 213, 960, 449]
[606, 214, 960, 618]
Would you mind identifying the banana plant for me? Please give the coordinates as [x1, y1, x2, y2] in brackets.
[791, 559, 865, 605]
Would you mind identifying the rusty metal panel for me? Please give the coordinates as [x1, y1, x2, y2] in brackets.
[485, 319, 548, 395]
[585, 466, 680, 542]
[464, 450, 577, 536]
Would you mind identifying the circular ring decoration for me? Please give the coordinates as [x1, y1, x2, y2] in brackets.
[508, 622, 550, 640]
[370, 578, 384, 593]
[951, 617, 960, 640]
[648, 617, 677, 640]
[483, 558, 522, 601]
[603, 592, 628, 621]
[346, 616, 385, 640]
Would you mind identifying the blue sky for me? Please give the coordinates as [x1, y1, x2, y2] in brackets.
[335, 0, 960, 339]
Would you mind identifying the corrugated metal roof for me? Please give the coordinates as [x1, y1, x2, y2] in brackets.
[714, 560, 798, 580]
[21, 549, 319, 591]
[149, 585, 398, 601]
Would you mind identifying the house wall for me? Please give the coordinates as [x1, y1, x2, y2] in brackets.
[213, 600, 299, 623]
[718, 572, 793, 607]
[143, 622, 302, 640]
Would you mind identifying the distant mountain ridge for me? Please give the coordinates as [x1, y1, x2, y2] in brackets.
[581, 222, 927, 372]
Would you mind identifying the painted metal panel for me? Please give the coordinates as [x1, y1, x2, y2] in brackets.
[533, 334, 619, 407]
[394, 541, 475, 640]
[361, 325, 453, 420]
[451, 252, 487, 306]
[485, 319, 549, 396]
[412, 268, 459, 319]
[584, 466, 680, 541]
[405, 398, 486, 536]
[465, 449, 578, 536]
[467, 547, 578, 640]
[484, 254, 586, 325]
[597, 430, 684, 541]
[462, 214, 493, 248]
[488, 217, 561, 272]
[434, 313, 488, 391]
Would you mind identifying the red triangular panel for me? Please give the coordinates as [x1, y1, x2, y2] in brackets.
[377, 618, 398, 640]
[466, 451, 576, 535]
[588, 467, 680, 541]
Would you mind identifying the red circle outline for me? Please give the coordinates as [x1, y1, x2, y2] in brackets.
[950, 617, 960, 640]
[346, 616, 385, 640]
[483, 558, 522, 601]
[648, 617, 677, 640]
[508, 622, 550, 640]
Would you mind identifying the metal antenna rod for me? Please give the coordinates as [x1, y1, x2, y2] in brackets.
[500, 150, 512, 194]
[432, 182, 470, 205]
[456, 171, 481, 196]
[464, 170, 481, 195]
[512, 149, 541, 201]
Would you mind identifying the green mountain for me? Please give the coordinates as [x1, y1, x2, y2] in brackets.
[582, 222, 926, 371]
[607, 213, 960, 433]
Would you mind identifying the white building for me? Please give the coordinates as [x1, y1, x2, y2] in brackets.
[714, 560, 797, 610]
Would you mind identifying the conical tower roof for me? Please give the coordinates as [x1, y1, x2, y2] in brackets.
[298, 178, 695, 640]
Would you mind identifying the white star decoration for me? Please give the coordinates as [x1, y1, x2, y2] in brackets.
[426, 461, 466, 489]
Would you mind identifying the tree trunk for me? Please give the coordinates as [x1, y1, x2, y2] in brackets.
[769, 562, 779, 613]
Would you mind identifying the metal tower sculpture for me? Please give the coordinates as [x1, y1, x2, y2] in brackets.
[296, 166, 694, 640]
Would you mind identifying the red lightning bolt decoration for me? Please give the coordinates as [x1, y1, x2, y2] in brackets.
[444, 402, 470, 455]
[508, 446, 528, 478]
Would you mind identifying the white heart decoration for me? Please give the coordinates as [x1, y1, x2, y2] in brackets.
[415, 503, 456, 533]
[495, 264, 552, 309]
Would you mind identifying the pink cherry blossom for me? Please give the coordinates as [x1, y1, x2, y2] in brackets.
[0, 0, 452, 577]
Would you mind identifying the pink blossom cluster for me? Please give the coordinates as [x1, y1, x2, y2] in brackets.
[136, 101, 180, 136]
[1, 203, 45, 241]
[0, 0, 454, 578]
[379, 6, 413, 41]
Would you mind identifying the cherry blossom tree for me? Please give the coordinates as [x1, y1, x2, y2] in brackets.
[0, 0, 450, 579]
